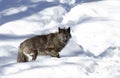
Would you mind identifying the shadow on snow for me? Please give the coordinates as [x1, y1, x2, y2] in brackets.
[0, 0, 103, 26]
[0, 0, 59, 25]
[0, 34, 35, 41]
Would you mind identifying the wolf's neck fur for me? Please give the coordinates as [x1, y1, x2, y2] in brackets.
[42, 32, 68, 51]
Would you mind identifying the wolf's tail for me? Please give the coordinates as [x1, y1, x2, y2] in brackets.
[17, 49, 28, 62]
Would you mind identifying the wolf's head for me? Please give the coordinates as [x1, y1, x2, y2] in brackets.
[58, 27, 71, 43]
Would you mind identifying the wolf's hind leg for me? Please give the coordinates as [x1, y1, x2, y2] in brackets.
[31, 50, 38, 60]
[17, 51, 28, 62]
[24, 50, 38, 62]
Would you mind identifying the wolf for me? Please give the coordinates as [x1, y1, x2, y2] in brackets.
[17, 27, 71, 62]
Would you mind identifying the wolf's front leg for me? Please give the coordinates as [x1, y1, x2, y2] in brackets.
[49, 51, 60, 58]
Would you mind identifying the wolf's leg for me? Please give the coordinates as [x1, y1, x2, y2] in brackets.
[57, 54, 60, 58]
[49, 51, 60, 58]
[31, 50, 38, 60]
[24, 50, 38, 62]
[17, 51, 28, 62]
[23, 50, 38, 62]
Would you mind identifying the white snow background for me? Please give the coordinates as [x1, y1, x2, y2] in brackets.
[0, 0, 120, 78]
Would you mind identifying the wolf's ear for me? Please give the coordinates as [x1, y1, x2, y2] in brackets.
[67, 27, 70, 33]
[59, 27, 62, 33]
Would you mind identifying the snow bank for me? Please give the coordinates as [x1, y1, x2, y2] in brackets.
[62, 0, 120, 56]
[0, 5, 66, 35]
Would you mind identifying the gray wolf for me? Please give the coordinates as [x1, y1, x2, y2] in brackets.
[17, 27, 71, 62]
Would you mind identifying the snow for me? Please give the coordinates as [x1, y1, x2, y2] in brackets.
[59, 0, 76, 4]
[0, 6, 27, 16]
[0, 0, 120, 78]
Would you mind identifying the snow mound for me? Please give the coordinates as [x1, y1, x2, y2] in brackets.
[62, 0, 120, 56]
